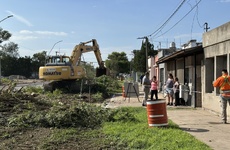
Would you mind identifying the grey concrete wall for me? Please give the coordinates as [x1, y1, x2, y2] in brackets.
[203, 21, 230, 48]
[196, 65, 202, 107]
[204, 41, 230, 58]
[166, 60, 175, 77]
[176, 58, 184, 84]
[159, 63, 165, 91]
[203, 21, 230, 118]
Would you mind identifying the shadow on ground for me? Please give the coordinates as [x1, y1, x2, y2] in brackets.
[180, 127, 209, 132]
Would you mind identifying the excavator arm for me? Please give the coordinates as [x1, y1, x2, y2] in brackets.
[70, 39, 106, 69]
[92, 39, 105, 69]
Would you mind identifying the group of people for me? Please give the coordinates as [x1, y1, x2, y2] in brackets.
[141, 72, 180, 106]
[141, 69, 230, 124]
[164, 73, 180, 106]
[141, 72, 157, 106]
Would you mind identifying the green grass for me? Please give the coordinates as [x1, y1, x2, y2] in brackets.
[102, 107, 211, 150]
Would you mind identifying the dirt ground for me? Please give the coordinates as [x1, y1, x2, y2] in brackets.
[0, 79, 146, 149]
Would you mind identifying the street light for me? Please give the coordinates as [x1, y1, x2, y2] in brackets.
[137, 36, 148, 72]
[0, 15, 13, 23]
[48, 40, 63, 56]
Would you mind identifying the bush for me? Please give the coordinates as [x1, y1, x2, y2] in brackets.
[93, 75, 121, 96]
[7, 101, 111, 128]
[107, 107, 138, 122]
[90, 83, 109, 98]
[22, 86, 44, 94]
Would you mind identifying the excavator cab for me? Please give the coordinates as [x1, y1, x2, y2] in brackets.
[39, 55, 86, 81]
[45, 55, 71, 66]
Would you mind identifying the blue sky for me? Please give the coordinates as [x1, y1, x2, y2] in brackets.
[0, 0, 230, 65]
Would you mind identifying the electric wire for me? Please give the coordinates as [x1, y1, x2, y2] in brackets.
[195, 0, 203, 28]
[154, 0, 202, 39]
[190, 7, 197, 39]
[148, 0, 187, 37]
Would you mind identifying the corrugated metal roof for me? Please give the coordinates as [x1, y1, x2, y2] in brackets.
[157, 45, 203, 64]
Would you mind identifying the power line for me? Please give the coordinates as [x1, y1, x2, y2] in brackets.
[190, 6, 197, 39]
[195, 0, 203, 28]
[148, 0, 187, 37]
[154, 0, 202, 39]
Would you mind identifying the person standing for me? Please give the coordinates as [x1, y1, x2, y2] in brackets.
[142, 71, 151, 106]
[151, 76, 158, 101]
[140, 74, 144, 85]
[165, 73, 174, 106]
[213, 69, 230, 124]
[173, 77, 180, 106]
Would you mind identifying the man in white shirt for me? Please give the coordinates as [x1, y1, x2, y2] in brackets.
[142, 72, 151, 106]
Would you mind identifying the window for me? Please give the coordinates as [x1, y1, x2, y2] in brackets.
[205, 58, 214, 93]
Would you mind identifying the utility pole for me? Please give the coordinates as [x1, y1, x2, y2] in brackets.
[137, 36, 148, 72]
[204, 22, 210, 32]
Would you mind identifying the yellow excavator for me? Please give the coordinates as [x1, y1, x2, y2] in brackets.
[39, 39, 108, 91]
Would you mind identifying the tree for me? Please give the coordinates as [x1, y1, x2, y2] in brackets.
[105, 52, 130, 77]
[17, 56, 32, 78]
[0, 28, 20, 77]
[0, 42, 19, 57]
[1, 55, 18, 76]
[0, 28, 11, 43]
[31, 51, 47, 78]
[0, 28, 19, 57]
[32, 51, 47, 64]
[133, 37, 157, 72]
[82, 62, 96, 79]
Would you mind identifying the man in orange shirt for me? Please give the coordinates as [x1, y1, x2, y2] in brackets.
[213, 69, 230, 124]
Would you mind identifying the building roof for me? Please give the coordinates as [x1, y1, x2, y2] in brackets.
[157, 45, 203, 64]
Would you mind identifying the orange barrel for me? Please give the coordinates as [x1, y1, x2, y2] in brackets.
[122, 86, 126, 97]
[146, 100, 168, 127]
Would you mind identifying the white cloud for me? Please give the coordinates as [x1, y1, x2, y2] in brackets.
[19, 30, 34, 34]
[35, 31, 67, 36]
[19, 30, 68, 36]
[217, 0, 230, 2]
[6, 10, 33, 27]
[174, 33, 202, 39]
[10, 30, 68, 46]
[11, 35, 38, 42]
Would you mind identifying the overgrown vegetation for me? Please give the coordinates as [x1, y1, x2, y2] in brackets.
[1, 104, 211, 149]
[0, 80, 211, 149]
[7, 101, 111, 128]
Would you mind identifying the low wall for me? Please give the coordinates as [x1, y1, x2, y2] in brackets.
[203, 93, 230, 119]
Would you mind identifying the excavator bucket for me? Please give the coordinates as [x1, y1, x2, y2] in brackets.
[96, 68, 107, 77]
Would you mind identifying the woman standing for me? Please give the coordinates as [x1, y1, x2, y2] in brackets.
[151, 76, 158, 100]
[165, 73, 174, 106]
[173, 77, 180, 106]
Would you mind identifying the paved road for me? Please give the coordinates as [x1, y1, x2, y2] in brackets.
[0, 79, 44, 91]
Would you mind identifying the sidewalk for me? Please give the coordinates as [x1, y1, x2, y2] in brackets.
[105, 91, 230, 150]
[167, 108, 230, 150]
